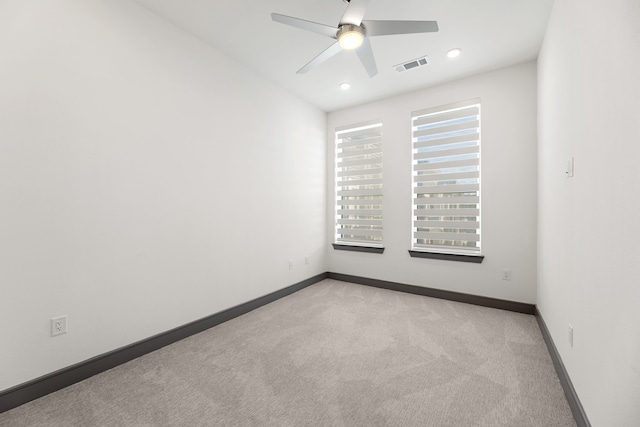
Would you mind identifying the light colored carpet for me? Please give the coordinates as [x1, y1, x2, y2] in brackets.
[0, 279, 576, 426]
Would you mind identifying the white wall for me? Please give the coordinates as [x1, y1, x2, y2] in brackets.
[327, 62, 538, 304]
[0, 0, 327, 391]
[537, 1, 640, 425]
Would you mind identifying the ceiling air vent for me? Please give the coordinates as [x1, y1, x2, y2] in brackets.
[394, 56, 429, 73]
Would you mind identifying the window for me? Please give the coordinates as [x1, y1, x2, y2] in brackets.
[334, 120, 383, 253]
[410, 99, 482, 262]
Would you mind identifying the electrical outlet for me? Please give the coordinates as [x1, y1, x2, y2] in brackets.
[51, 315, 67, 337]
[501, 269, 512, 281]
[305, 256, 309, 265]
[568, 324, 574, 347]
[289, 260, 294, 270]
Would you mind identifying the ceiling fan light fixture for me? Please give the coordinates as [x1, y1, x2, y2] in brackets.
[337, 24, 365, 50]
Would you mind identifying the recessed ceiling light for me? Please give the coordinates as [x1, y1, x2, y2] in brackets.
[340, 82, 351, 90]
[447, 48, 461, 58]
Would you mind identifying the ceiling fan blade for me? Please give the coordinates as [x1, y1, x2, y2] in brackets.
[356, 37, 378, 78]
[297, 42, 343, 74]
[362, 20, 439, 36]
[340, 0, 371, 26]
[271, 13, 338, 39]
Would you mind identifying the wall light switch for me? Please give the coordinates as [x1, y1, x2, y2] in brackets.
[565, 157, 574, 178]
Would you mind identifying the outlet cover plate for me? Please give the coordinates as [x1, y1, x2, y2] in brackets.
[568, 324, 574, 347]
[51, 315, 67, 337]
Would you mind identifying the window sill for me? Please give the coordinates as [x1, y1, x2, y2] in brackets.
[408, 250, 484, 263]
[333, 244, 385, 254]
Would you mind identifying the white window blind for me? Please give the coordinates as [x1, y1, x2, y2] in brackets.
[335, 120, 383, 247]
[411, 99, 481, 254]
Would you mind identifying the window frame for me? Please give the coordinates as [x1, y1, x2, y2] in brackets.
[333, 119, 384, 254]
[410, 99, 483, 263]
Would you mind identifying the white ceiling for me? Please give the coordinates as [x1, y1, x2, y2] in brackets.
[133, 0, 554, 112]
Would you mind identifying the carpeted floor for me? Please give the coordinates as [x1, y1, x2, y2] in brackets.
[0, 279, 576, 426]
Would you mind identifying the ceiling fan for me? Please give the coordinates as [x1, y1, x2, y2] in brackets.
[271, 0, 439, 78]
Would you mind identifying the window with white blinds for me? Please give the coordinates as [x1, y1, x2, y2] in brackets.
[335, 120, 383, 248]
[411, 99, 481, 255]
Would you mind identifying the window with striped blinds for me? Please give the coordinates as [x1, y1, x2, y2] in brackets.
[335, 120, 383, 247]
[411, 99, 481, 255]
